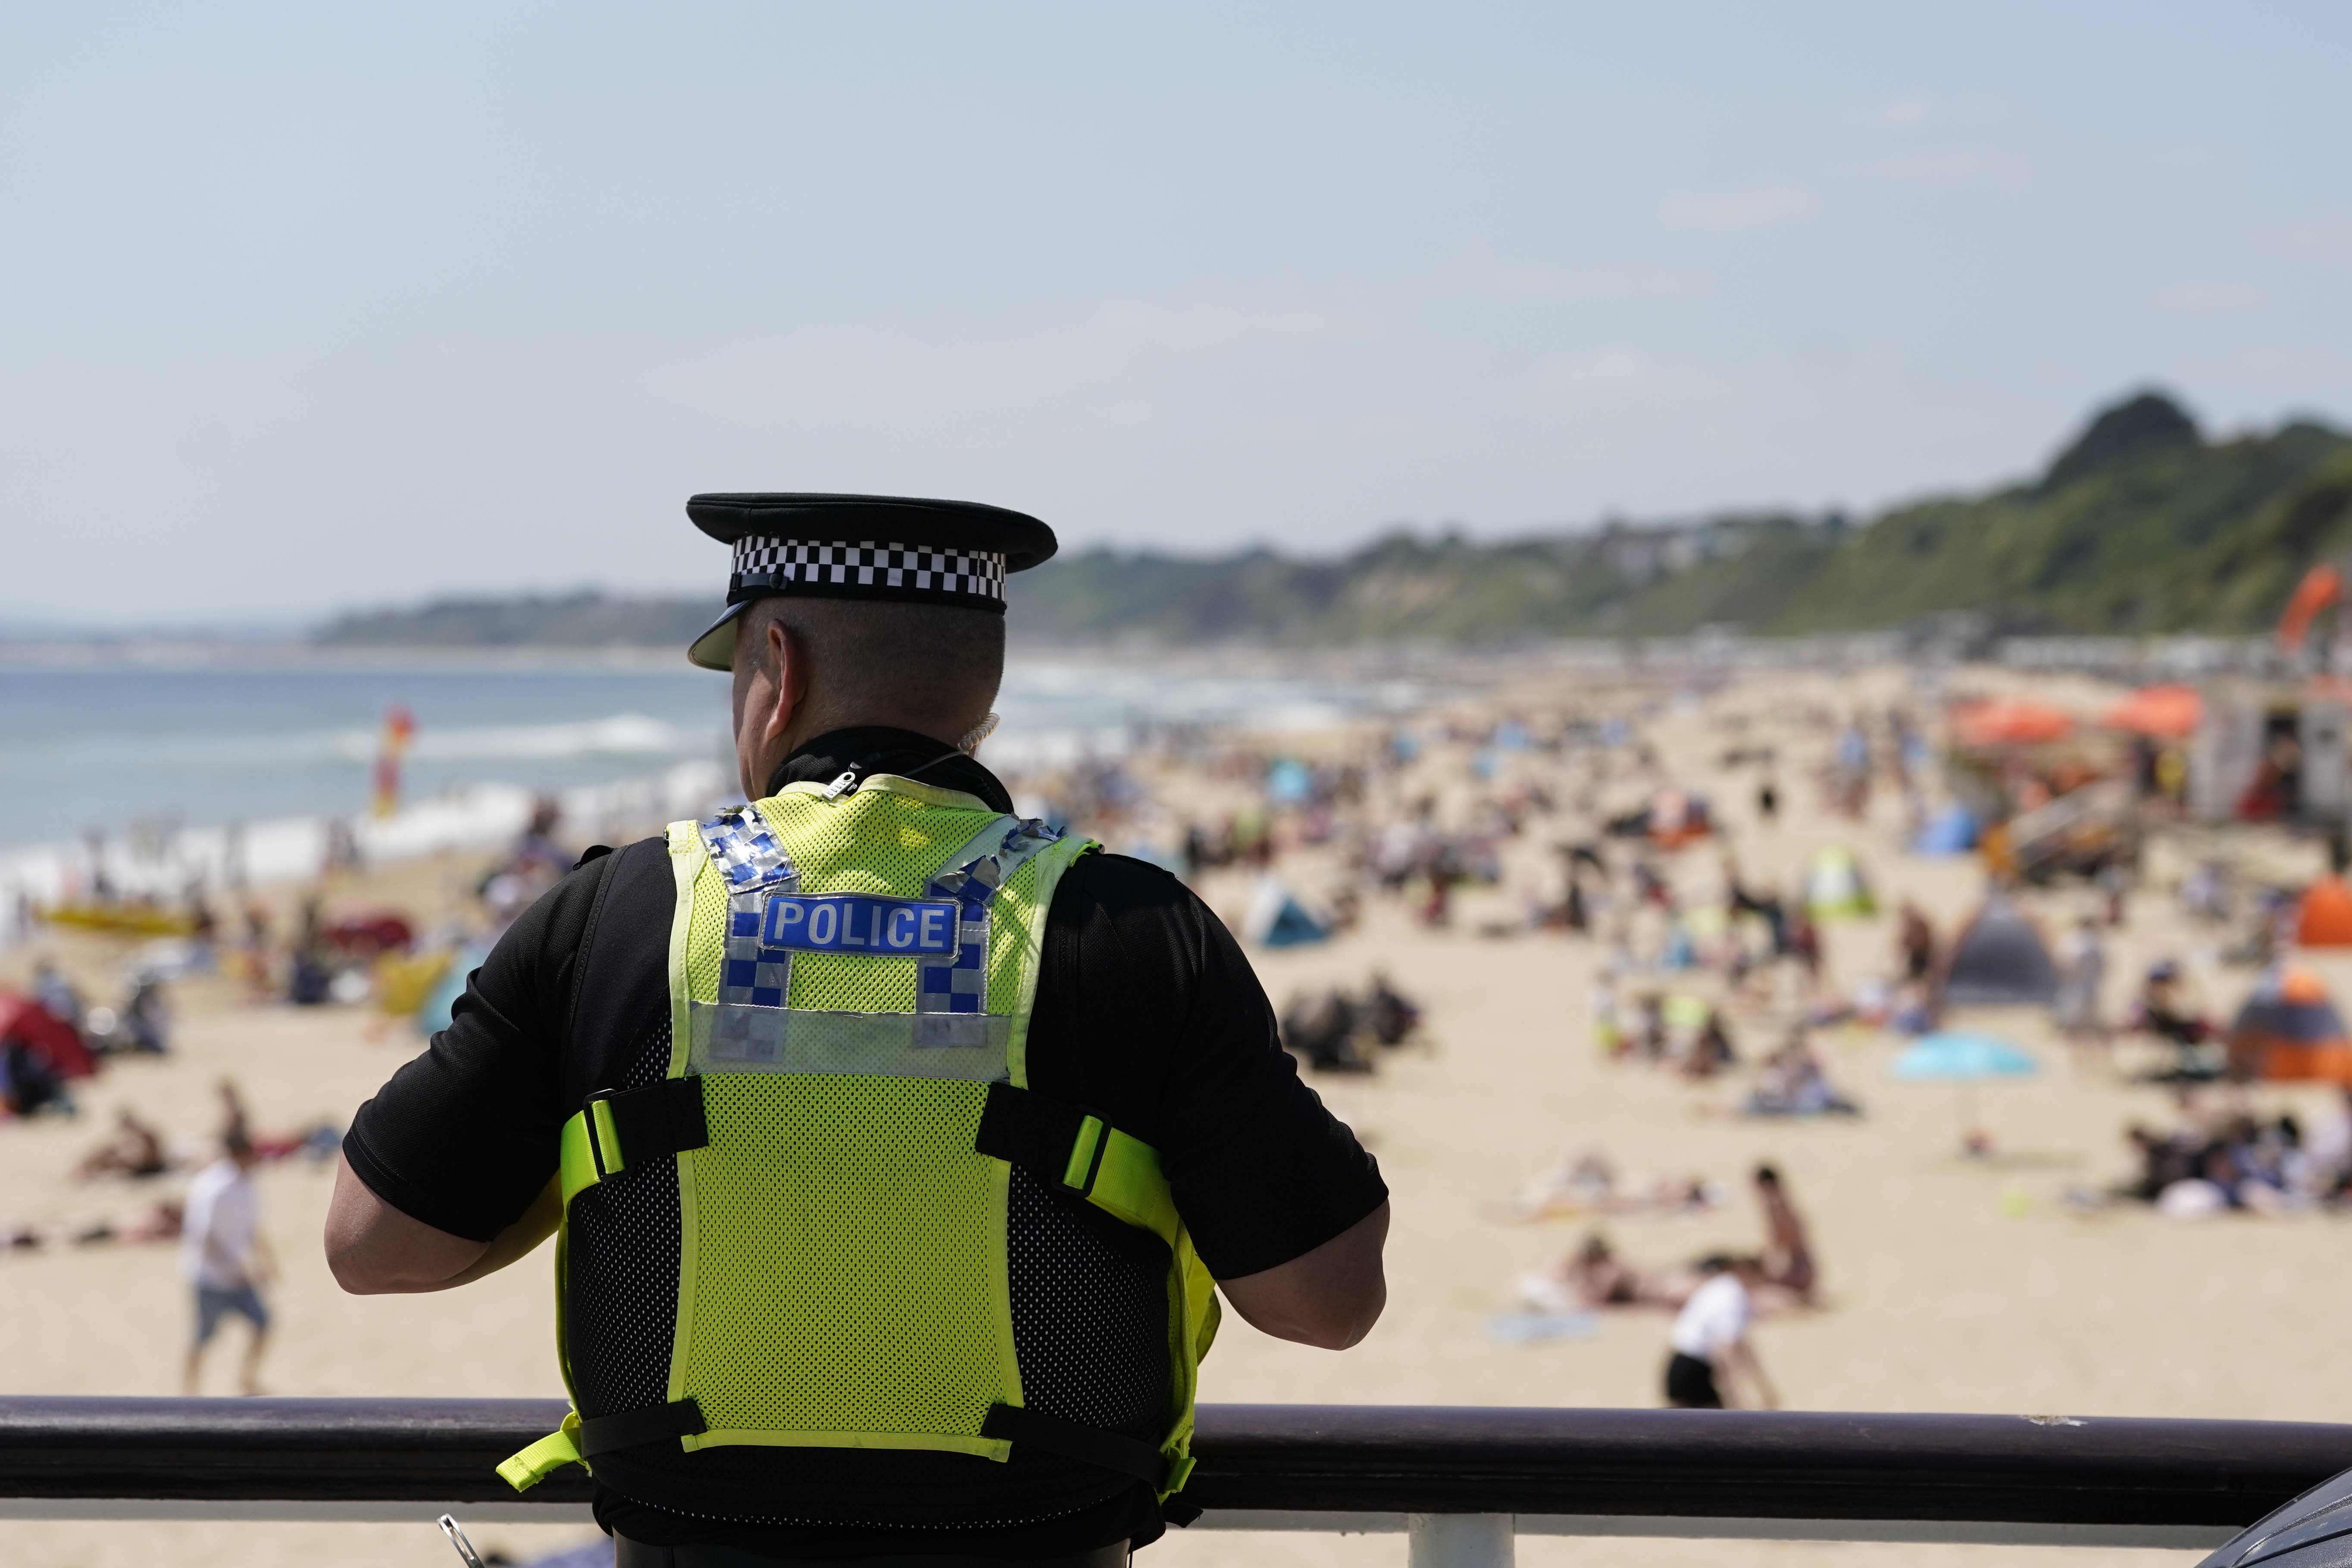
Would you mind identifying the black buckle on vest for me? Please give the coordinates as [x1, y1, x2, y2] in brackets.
[1070, 1113, 1112, 1197]
[577, 1398, 709, 1458]
[980, 1402, 1169, 1489]
[582, 1078, 710, 1180]
[975, 1082, 1118, 1197]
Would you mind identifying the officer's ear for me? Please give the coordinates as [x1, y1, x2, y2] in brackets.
[760, 614, 814, 743]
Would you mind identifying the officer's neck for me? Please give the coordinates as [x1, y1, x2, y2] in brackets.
[764, 725, 1014, 814]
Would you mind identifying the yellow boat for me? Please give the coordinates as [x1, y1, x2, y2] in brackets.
[40, 904, 197, 938]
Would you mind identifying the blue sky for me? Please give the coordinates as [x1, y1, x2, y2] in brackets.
[3, 3, 2349, 623]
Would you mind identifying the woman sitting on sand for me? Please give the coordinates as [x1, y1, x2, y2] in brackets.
[1754, 1164, 1819, 1304]
[75, 1108, 168, 1180]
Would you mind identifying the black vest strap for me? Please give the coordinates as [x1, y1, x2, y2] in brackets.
[587, 1076, 710, 1177]
[980, 1402, 1168, 1489]
[578, 1398, 708, 1457]
[973, 1081, 1098, 1192]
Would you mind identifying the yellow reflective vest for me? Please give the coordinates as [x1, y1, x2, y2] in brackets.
[502, 773, 1218, 1499]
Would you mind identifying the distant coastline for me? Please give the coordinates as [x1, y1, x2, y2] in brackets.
[292, 391, 2352, 651]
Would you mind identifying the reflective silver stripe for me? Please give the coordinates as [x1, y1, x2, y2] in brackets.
[916, 816, 1064, 1019]
[700, 807, 802, 1012]
[686, 1002, 1013, 1082]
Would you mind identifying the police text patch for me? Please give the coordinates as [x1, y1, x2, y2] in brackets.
[760, 893, 959, 955]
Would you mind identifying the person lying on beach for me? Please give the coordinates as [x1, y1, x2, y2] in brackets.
[1504, 1149, 1721, 1222]
[1515, 1231, 1701, 1314]
[75, 1108, 169, 1180]
[0, 1200, 181, 1252]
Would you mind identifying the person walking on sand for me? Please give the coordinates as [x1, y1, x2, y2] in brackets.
[181, 1129, 273, 1395]
[1664, 1255, 1777, 1410]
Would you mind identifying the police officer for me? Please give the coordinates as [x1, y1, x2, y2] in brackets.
[325, 494, 1390, 1567]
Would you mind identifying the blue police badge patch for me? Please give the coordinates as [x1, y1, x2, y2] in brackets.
[759, 892, 960, 955]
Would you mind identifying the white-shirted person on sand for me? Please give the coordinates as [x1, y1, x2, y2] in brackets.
[180, 1129, 274, 1395]
[1664, 1254, 1777, 1410]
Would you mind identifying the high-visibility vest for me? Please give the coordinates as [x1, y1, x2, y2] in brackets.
[501, 772, 1219, 1500]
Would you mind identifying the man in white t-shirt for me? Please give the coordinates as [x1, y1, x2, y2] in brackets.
[1664, 1254, 1777, 1410]
[180, 1130, 274, 1396]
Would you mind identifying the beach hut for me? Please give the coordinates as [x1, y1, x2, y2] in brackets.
[1940, 896, 2061, 1008]
[2227, 967, 2352, 1084]
[1802, 846, 1876, 919]
[1244, 876, 1329, 948]
[2297, 876, 2352, 948]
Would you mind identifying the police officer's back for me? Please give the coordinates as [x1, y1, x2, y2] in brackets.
[325, 496, 1390, 1566]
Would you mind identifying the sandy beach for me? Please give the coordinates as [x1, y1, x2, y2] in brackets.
[4, 664, 2340, 1568]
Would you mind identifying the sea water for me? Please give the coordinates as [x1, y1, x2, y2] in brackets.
[0, 653, 1395, 917]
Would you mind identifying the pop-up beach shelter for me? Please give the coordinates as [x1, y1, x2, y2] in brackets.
[1245, 876, 1329, 948]
[1803, 846, 1876, 919]
[1940, 896, 2061, 1008]
[0, 992, 95, 1081]
[2297, 876, 2352, 948]
[2227, 967, 2352, 1084]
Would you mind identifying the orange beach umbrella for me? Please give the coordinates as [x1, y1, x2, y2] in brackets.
[2100, 684, 2202, 739]
[1950, 698, 2076, 749]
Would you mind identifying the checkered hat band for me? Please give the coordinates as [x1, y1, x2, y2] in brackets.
[731, 537, 1005, 601]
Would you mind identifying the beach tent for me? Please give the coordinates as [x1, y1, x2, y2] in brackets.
[1244, 876, 1329, 948]
[1913, 801, 1979, 855]
[1940, 897, 2061, 1008]
[413, 944, 488, 1034]
[2100, 684, 2203, 739]
[1802, 847, 1876, 919]
[2297, 876, 2352, 948]
[0, 991, 94, 1080]
[2227, 967, 2352, 1084]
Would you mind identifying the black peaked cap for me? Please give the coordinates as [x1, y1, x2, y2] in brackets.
[687, 493, 1058, 572]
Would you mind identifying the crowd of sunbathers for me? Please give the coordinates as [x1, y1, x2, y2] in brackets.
[2104, 1087, 2352, 1217]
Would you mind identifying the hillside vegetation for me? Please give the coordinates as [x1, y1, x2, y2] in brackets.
[316, 391, 2352, 647]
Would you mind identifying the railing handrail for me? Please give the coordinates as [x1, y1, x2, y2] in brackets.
[0, 1396, 2344, 1539]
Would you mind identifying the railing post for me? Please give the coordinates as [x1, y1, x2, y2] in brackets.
[1407, 1512, 1514, 1567]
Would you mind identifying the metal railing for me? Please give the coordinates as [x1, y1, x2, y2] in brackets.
[4, 1398, 2341, 1563]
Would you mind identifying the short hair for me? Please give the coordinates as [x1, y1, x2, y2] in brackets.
[742, 595, 1004, 739]
[224, 1129, 254, 1160]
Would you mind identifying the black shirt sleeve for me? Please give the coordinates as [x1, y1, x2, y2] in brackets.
[341, 852, 614, 1242]
[1024, 853, 1388, 1281]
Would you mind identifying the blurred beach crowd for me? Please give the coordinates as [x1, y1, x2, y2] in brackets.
[12, 641, 2352, 1565]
